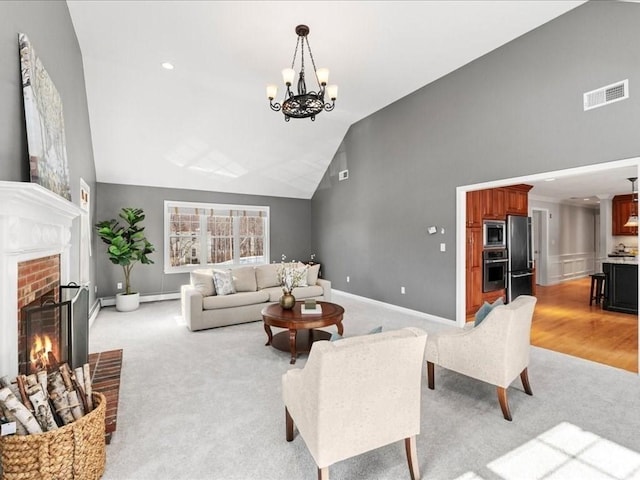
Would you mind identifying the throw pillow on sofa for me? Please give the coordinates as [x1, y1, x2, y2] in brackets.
[474, 297, 504, 327]
[191, 269, 215, 297]
[213, 269, 236, 296]
[307, 264, 321, 285]
[296, 262, 309, 287]
[233, 266, 257, 292]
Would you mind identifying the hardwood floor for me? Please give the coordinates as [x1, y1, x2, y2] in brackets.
[532, 276, 638, 373]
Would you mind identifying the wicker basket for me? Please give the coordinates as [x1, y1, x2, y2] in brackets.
[0, 392, 106, 480]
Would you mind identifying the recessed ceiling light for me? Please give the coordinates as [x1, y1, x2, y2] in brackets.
[161, 62, 174, 70]
[544, 178, 556, 182]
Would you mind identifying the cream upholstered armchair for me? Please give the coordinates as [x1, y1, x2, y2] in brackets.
[426, 295, 537, 421]
[282, 327, 428, 480]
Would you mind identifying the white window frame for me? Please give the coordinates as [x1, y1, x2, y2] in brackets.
[164, 200, 270, 273]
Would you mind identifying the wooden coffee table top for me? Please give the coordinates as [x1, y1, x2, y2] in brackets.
[261, 301, 344, 330]
[262, 301, 345, 364]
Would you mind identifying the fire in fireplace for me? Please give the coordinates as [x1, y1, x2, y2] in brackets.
[19, 284, 89, 376]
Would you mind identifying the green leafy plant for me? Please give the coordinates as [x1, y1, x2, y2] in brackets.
[96, 207, 155, 295]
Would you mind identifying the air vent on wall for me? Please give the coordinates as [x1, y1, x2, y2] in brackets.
[338, 169, 349, 181]
[583, 79, 629, 111]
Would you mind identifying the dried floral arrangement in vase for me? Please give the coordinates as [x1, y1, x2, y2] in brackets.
[277, 255, 308, 309]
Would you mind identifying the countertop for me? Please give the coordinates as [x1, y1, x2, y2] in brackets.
[603, 257, 638, 264]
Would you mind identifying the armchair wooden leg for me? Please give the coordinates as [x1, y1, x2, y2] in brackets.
[520, 368, 533, 396]
[427, 362, 435, 390]
[497, 387, 512, 421]
[405, 436, 420, 480]
[317, 466, 329, 480]
[285, 407, 294, 441]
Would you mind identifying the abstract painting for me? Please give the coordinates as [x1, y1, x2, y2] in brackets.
[19, 33, 71, 201]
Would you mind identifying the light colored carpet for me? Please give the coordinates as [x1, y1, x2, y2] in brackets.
[89, 293, 640, 480]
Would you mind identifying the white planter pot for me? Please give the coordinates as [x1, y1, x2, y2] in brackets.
[115, 292, 140, 312]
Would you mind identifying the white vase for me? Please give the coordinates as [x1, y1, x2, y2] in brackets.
[115, 292, 140, 312]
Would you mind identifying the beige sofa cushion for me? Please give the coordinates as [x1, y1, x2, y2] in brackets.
[191, 269, 215, 296]
[233, 266, 257, 292]
[203, 291, 269, 310]
[256, 264, 280, 289]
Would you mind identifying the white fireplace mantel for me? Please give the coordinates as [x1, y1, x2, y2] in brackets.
[0, 181, 83, 377]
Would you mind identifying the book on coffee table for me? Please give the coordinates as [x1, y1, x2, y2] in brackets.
[301, 304, 322, 314]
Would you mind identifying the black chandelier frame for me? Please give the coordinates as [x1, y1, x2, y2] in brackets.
[268, 25, 336, 121]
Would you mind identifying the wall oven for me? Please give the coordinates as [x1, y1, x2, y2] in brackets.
[483, 220, 506, 249]
[483, 249, 508, 292]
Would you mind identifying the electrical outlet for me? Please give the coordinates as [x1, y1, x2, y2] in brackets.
[94, 285, 98, 293]
[117, 282, 122, 289]
[440, 243, 446, 252]
[401, 286, 406, 294]
[346, 276, 350, 283]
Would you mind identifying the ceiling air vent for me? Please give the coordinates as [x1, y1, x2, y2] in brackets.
[583, 79, 629, 111]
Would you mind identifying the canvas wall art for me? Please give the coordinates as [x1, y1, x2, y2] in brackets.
[19, 33, 71, 201]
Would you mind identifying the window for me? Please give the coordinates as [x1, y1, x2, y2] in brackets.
[164, 201, 269, 273]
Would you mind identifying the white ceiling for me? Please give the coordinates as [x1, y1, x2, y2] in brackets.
[66, 0, 587, 199]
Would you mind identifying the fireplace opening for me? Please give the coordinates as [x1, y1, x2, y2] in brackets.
[19, 284, 89, 375]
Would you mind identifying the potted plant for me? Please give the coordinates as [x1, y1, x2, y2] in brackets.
[95, 207, 155, 312]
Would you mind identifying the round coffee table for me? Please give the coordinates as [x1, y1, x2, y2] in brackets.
[261, 301, 344, 364]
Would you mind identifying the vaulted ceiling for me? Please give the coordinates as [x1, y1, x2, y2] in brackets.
[67, 0, 586, 199]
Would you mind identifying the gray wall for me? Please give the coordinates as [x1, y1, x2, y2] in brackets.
[529, 199, 596, 257]
[312, 2, 640, 320]
[95, 183, 312, 298]
[0, 1, 97, 305]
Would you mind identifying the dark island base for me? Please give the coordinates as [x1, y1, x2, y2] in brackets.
[603, 262, 638, 315]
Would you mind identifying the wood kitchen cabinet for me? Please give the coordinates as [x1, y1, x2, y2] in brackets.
[481, 188, 505, 219]
[504, 185, 533, 216]
[466, 227, 483, 314]
[466, 190, 483, 227]
[612, 194, 638, 235]
[465, 183, 532, 316]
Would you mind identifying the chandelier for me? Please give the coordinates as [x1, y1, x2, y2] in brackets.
[623, 177, 638, 227]
[267, 25, 338, 121]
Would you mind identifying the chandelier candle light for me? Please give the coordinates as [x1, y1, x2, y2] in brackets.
[267, 24, 338, 121]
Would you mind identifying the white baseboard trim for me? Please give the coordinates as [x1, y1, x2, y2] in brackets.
[99, 292, 181, 307]
[331, 289, 454, 326]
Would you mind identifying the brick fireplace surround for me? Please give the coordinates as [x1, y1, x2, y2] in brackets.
[0, 181, 82, 378]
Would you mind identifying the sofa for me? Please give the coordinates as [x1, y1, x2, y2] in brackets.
[181, 263, 331, 331]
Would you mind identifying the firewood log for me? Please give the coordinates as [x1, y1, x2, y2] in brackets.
[0, 401, 28, 435]
[15, 376, 34, 412]
[0, 387, 42, 434]
[25, 374, 37, 387]
[48, 371, 66, 397]
[73, 367, 89, 413]
[83, 363, 93, 412]
[27, 385, 58, 431]
[59, 363, 73, 391]
[36, 370, 47, 395]
[49, 390, 75, 425]
[67, 390, 84, 421]
[0, 376, 21, 400]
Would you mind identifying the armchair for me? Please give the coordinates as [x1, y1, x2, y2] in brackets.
[425, 295, 537, 421]
[282, 327, 428, 480]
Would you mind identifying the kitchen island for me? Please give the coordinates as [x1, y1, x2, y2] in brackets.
[602, 258, 638, 315]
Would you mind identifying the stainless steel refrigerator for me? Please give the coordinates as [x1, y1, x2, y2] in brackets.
[506, 215, 534, 303]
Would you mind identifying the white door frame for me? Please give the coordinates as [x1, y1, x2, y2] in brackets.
[531, 208, 550, 285]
